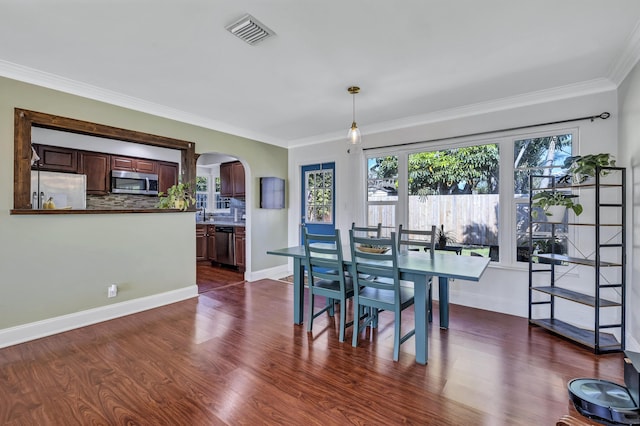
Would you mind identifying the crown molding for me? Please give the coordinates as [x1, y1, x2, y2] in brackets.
[608, 19, 640, 85]
[0, 60, 289, 148]
[288, 78, 616, 148]
[0, 59, 620, 151]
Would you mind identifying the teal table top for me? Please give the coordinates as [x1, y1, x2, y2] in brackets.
[267, 245, 489, 282]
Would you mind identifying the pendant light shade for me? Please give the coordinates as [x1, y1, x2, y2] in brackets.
[347, 86, 362, 146]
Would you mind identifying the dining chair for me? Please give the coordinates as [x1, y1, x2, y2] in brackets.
[349, 230, 415, 361]
[303, 227, 355, 342]
[397, 224, 436, 323]
[351, 222, 382, 238]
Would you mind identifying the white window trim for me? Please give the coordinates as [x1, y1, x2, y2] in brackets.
[364, 125, 580, 268]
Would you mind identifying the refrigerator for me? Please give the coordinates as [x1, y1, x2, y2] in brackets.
[31, 170, 87, 209]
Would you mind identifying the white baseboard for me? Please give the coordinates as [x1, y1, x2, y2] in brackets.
[246, 264, 290, 282]
[0, 285, 198, 349]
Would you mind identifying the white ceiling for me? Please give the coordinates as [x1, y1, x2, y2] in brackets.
[1, 1, 640, 148]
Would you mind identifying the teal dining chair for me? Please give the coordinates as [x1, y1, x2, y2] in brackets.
[351, 222, 382, 238]
[303, 228, 355, 342]
[349, 230, 415, 362]
[397, 224, 436, 322]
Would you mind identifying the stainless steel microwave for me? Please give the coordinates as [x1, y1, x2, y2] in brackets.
[111, 170, 159, 195]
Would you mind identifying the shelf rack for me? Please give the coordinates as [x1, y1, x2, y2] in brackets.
[527, 166, 626, 353]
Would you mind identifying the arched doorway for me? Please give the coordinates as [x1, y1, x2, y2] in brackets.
[195, 152, 248, 293]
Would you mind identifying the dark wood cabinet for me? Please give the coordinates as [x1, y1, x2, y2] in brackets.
[79, 151, 110, 195]
[207, 226, 216, 261]
[196, 225, 217, 262]
[32, 144, 78, 173]
[232, 162, 245, 197]
[220, 161, 245, 198]
[220, 162, 233, 197]
[111, 155, 158, 174]
[157, 161, 179, 194]
[196, 224, 208, 261]
[234, 227, 246, 271]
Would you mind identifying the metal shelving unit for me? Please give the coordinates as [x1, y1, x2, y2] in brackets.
[527, 166, 626, 353]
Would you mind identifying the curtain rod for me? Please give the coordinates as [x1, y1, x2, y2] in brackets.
[362, 112, 611, 151]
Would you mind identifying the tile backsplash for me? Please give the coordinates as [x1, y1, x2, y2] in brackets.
[87, 194, 157, 209]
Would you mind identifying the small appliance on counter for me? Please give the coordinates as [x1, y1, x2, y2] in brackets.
[31, 170, 86, 209]
[568, 351, 640, 425]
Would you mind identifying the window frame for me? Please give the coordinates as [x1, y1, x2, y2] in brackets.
[364, 126, 579, 268]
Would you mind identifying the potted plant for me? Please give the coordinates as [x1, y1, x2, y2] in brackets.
[531, 190, 583, 221]
[563, 153, 615, 184]
[156, 182, 196, 211]
[436, 224, 456, 249]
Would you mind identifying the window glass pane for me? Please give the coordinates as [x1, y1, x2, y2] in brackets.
[305, 168, 333, 224]
[514, 133, 573, 262]
[196, 193, 208, 209]
[368, 205, 395, 237]
[515, 203, 569, 263]
[513, 134, 572, 196]
[368, 156, 398, 202]
[196, 176, 208, 192]
[407, 144, 499, 259]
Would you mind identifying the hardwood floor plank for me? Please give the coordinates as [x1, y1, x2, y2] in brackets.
[0, 277, 625, 425]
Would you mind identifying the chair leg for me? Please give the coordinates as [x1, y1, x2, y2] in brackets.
[352, 303, 361, 347]
[393, 311, 401, 362]
[339, 300, 347, 342]
[327, 298, 335, 316]
[307, 291, 315, 332]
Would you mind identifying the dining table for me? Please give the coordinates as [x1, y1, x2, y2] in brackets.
[267, 244, 491, 365]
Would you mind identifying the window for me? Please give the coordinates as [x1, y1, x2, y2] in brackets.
[513, 133, 574, 263]
[195, 176, 208, 210]
[408, 144, 499, 258]
[214, 177, 230, 210]
[366, 156, 398, 236]
[305, 168, 333, 224]
[365, 127, 577, 265]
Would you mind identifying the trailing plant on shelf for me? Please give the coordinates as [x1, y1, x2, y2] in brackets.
[531, 190, 583, 219]
[563, 153, 615, 183]
[436, 224, 456, 249]
[156, 182, 196, 211]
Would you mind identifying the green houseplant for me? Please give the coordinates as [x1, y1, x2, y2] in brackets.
[436, 224, 456, 249]
[563, 153, 615, 183]
[156, 182, 196, 211]
[531, 190, 583, 220]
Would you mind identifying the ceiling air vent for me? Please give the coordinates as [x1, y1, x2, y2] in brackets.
[225, 14, 275, 46]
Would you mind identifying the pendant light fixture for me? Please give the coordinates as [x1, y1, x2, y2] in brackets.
[347, 86, 362, 146]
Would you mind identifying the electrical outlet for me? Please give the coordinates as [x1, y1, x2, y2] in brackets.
[107, 284, 118, 298]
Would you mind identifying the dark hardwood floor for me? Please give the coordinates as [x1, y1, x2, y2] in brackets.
[0, 274, 623, 425]
[196, 262, 245, 293]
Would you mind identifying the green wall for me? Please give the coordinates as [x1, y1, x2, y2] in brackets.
[0, 76, 288, 332]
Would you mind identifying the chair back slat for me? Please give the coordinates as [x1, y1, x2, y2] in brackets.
[304, 229, 346, 286]
[398, 224, 436, 257]
[351, 222, 382, 238]
[349, 231, 400, 293]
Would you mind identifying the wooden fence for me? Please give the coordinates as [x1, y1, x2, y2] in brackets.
[369, 194, 500, 245]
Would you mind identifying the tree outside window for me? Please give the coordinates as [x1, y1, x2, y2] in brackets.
[408, 144, 500, 258]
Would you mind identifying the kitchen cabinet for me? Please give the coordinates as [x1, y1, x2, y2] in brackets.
[220, 161, 245, 198]
[79, 151, 110, 195]
[234, 226, 246, 272]
[157, 161, 179, 194]
[32, 144, 78, 173]
[528, 167, 626, 354]
[196, 224, 217, 262]
[111, 155, 158, 174]
[207, 226, 217, 261]
[196, 224, 207, 261]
